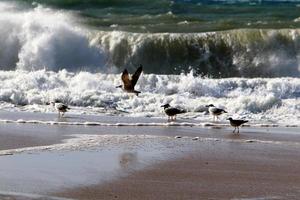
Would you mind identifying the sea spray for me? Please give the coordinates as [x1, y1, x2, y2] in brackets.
[0, 2, 106, 72]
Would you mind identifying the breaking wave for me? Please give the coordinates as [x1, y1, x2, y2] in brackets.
[0, 2, 106, 72]
[93, 29, 300, 77]
[0, 2, 300, 77]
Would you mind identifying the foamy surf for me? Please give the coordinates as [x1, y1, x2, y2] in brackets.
[0, 118, 293, 128]
[0, 70, 299, 126]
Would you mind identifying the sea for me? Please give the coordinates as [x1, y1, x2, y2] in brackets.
[0, 0, 299, 126]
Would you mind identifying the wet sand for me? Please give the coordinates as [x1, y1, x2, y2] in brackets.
[1, 112, 300, 199]
[56, 140, 300, 200]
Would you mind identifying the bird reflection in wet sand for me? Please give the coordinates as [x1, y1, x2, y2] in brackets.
[119, 152, 138, 170]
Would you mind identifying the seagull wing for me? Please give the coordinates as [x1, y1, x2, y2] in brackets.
[166, 107, 185, 115]
[121, 69, 132, 89]
[211, 107, 226, 114]
[131, 65, 143, 87]
[61, 104, 70, 110]
[237, 120, 248, 125]
[56, 103, 69, 110]
[231, 119, 248, 126]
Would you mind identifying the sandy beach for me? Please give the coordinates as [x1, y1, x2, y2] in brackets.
[58, 142, 300, 200]
[0, 112, 299, 200]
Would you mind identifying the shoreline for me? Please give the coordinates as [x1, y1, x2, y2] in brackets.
[0, 112, 300, 199]
[0, 110, 298, 128]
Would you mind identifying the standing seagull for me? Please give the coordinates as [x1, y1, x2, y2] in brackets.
[161, 104, 186, 121]
[116, 65, 143, 96]
[227, 117, 248, 133]
[50, 100, 70, 118]
[206, 104, 227, 121]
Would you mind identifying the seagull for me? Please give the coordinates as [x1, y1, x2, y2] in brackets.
[161, 104, 186, 121]
[205, 104, 227, 121]
[227, 117, 248, 133]
[49, 100, 70, 117]
[116, 65, 143, 96]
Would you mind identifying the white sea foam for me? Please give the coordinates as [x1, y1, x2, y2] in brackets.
[0, 70, 299, 125]
[0, 2, 106, 72]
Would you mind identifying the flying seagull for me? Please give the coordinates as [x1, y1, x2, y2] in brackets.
[49, 100, 70, 117]
[205, 104, 227, 121]
[116, 65, 143, 96]
[161, 104, 186, 121]
[227, 117, 248, 133]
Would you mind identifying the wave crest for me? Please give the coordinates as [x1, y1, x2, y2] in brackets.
[0, 2, 300, 78]
[0, 2, 106, 72]
[94, 29, 300, 77]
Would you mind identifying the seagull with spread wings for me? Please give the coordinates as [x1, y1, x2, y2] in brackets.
[116, 65, 143, 96]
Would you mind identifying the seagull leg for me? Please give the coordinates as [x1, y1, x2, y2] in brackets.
[233, 127, 236, 133]
[174, 115, 176, 121]
[237, 127, 240, 134]
[62, 112, 65, 117]
[58, 112, 61, 118]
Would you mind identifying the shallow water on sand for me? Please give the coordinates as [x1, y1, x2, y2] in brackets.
[0, 112, 300, 199]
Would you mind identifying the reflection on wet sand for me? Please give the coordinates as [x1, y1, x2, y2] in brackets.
[119, 152, 138, 170]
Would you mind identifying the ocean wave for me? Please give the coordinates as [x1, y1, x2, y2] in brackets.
[0, 2, 300, 77]
[94, 29, 300, 77]
[0, 2, 106, 72]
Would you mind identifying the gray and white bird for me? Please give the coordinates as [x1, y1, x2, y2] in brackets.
[227, 117, 248, 134]
[206, 104, 227, 121]
[116, 65, 143, 96]
[50, 100, 70, 117]
[161, 104, 186, 121]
